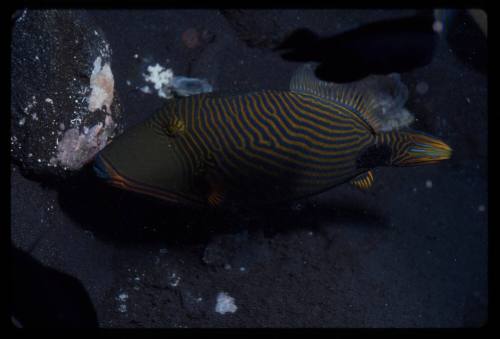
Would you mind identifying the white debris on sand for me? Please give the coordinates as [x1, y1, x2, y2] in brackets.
[116, 292, 129, 313]
[88, 56, 114, 113]
[143, 63, 174, 99]
[478, 205, 486, 212]
[117, 292, 129, 302]
[140, 85, 152, 94]
[358, 73, 414, 131]
[215, 292, 237, 315]
[141, 63, 213, 99]
[168, 272, 181, 287]
[378, 108, 414, 131]
[171, 76, 213, 97]
[23, 96, 38, 114]
[425, 180, 433, 189]
[433, 20, 444, 33]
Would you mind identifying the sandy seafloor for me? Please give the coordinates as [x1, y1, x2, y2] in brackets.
[11, 9, 488, 327]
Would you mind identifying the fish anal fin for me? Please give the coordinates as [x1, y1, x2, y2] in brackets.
[200, 162, 225, 207]
[351, 170, 375, 191]
[207, 185, 225, 207]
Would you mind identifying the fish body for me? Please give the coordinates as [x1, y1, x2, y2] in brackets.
[95, 64, 451, 207]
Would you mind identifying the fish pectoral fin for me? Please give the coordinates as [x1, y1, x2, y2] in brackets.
[164, 115, 186, 137]
[350, 170, 375, 191]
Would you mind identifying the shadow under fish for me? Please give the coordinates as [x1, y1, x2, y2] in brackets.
[58, 163, 387, 247]
[275, 13, 438, 82]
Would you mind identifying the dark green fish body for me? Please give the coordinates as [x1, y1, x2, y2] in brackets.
[95, 64, 452, 207]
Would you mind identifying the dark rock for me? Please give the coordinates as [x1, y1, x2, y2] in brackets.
[11, 9, 123, 179]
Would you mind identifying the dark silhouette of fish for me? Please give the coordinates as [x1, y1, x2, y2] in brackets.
[275, 13, 438, 82]
[94, 63, 451, 208]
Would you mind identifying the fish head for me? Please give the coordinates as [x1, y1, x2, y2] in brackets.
[93, 120, 198, 205]
[389, 130, 452, 166]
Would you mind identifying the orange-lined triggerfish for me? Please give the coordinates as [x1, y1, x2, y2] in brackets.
[94, 63, 452, 207]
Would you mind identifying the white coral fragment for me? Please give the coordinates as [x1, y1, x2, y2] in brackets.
[143, 63, 174, 99]
[215, 292, 237, 315]
[56, 115, 116, 170]
[88, 57, 114, 113]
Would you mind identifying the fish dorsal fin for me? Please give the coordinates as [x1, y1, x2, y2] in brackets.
[350, 170, 375, 190]
[290, 63, 409, 134]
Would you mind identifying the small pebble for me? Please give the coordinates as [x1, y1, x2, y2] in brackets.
[432, 20, 443, 33]
[416, 81, 429, 95]
[117, 293, 128, 302]
[425, 180, 433, 188]
[478, 205, 485, 212]
[215, 292, 237, 315]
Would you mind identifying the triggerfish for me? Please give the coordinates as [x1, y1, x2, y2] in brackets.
[94, 63, 452, 207]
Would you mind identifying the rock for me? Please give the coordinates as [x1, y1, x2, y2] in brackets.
[181, 28, 201, 49]
[11, 9, 123, 179]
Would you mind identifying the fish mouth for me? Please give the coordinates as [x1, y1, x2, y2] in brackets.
[404, 134, 452, 165]
[93, 153, 111, 180]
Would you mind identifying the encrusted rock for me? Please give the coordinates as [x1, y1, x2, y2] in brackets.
[11, 9, 123, 178]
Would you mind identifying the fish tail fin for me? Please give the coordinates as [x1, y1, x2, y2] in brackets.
[386, 130, 452, 166]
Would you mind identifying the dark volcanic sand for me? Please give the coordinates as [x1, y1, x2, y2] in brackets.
[11, 9, 487, 327]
